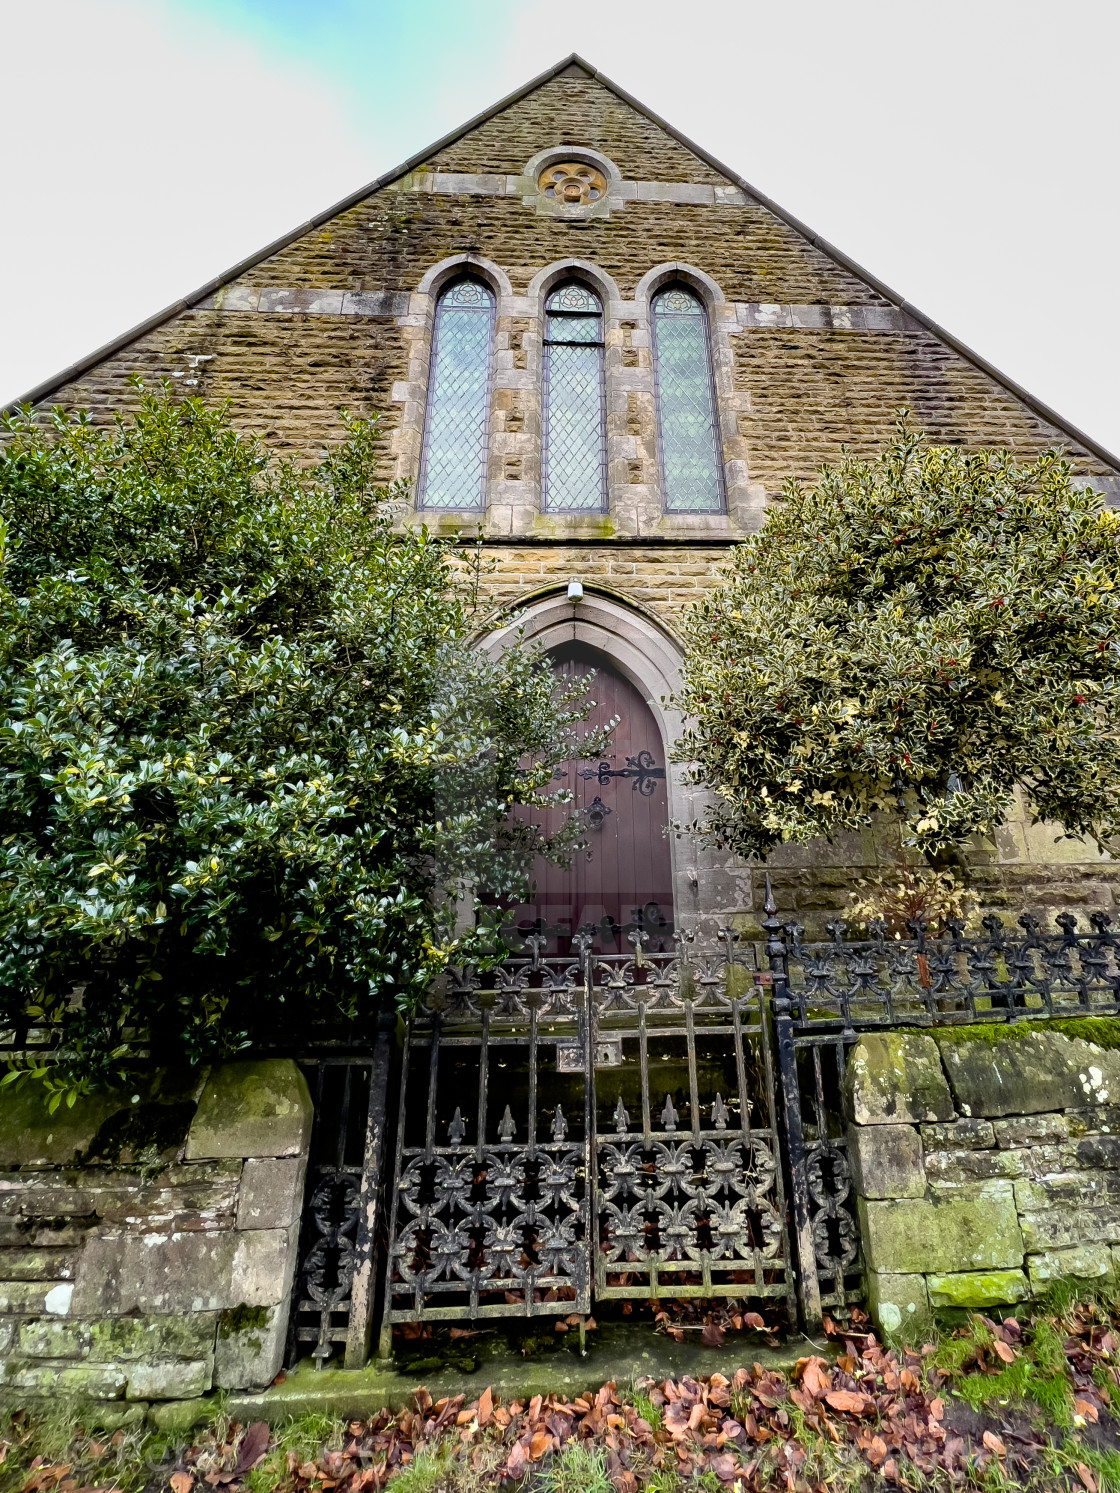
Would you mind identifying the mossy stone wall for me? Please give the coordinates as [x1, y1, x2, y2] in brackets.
[0, 1060, 311, 1409]
[847, 1025, 1120, 1334]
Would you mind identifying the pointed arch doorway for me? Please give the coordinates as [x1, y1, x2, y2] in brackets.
[510, 643, 674, 952]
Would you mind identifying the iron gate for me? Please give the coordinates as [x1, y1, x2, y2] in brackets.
[287, 886, 1120, 1365]
[376, 930, 796, 1348]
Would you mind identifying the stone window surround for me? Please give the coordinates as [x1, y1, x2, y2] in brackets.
[390, 253, 761, 538]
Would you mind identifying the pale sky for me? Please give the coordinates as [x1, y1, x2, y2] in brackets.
[3, 0, 1118, 458]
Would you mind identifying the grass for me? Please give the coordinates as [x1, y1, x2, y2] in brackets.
[535, 1441, 612, 1493]
[629, 1391, 661, 1433]
[0, 1399, 176, 1493]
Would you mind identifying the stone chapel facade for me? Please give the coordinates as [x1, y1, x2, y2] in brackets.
[14, 54, 1120, 939]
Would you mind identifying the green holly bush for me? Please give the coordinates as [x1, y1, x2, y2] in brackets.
[678, 418, 1120, 863]
[0, 388, 591, 1100]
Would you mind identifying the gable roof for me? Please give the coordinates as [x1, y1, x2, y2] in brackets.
[8, 54, 1119, 474]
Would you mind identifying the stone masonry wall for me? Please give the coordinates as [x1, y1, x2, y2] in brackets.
[10, 60, 1120, 939]
[0, 1060, 310, 1414]
[847, 1026, 1120, 1335]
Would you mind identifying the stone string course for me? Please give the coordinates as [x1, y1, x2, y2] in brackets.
[847, 1027, 1120, 1333]
[0, 1061, 310, 1409]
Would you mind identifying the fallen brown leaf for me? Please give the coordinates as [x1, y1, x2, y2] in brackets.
[477, 1387, 493, 1428]
[169, 1476, 192, 1493]
[1077, 1463, 1098, 1492]
[529, 1432, 550, 1460]
[982, 1431, 1006, 1458]
[824, 1390, 872, 1416]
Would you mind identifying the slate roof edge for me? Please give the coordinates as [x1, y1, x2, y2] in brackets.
[7, 52, 1119, 477]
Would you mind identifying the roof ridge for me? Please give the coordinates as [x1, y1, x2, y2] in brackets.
[7, 53, 1119, 474]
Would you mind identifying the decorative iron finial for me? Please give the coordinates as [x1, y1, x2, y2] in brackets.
[447, 1107, 466, 1144]
[711, 1093, 730, 1131]
[661, 1094, 679, 1133]
[763, 872, 777, 918]
[498, 1105, 516, 1142]
[551, 1105, 568, 1141]
[613, 1096, 630, 1135]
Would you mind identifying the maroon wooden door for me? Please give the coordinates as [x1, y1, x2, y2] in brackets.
[509, 645, 674, 952]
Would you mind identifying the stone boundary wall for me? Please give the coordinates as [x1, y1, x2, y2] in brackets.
[847, 1025, 1120, 1334]
[0, 1060, 311, 1413]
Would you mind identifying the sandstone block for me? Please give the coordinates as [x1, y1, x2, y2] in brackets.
[17, 1320, 92, 1359]
[149, 1397, 211, 1435]
[926, 1270, 1030, 1309]
[0, 1280, 73, 1314]
[847, 1123, 925, 1199]
[186, 1061, 312, 1160]
[924, 1149, 1024, 1187]
[0, 1249, 80, 1281]
[1017, 1205, 1120, 1251]
[72, 1232, 239, 1315]
[937, 1029, 1120, 1118]
[88, 1313, 217, 1363]
[1027, 1244, 1115, 1287]
[866, 1271, 929, 1336]
[232, 1228, 295, 1307]
[237, 1157, 307, 1230]
[215, 1303, 287, 1390]
[993, 1114, 1070, 1148]
[844, 1033, 954, 1125]
[125, 1358, 212, 1401]
[1013, 1173, 1120, 1211]
[921, 1119, 995, 1150]
[859, 1194, 1023, 1275]
[2, 1361, 126, 1398]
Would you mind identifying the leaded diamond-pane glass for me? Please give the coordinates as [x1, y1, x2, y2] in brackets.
[418, 279, 494, 510]
[544, 282, 605, 512]
[652, 286, 724, 513]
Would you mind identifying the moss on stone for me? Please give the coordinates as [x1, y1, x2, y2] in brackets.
[933, 1018, 1120, 1051]
[81, 1101, 197, 1170]
[219, 1304, 270, 1340]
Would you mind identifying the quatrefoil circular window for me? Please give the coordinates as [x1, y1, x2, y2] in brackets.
[538, 161, 608, 204]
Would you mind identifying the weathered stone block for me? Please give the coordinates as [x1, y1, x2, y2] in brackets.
[17, 1320, 92, 1359]
[1027, 1244, 1115, 1287]
[1070, 1135, 1120, 1169]
[866, 1271, 929, 1336]
[149, 1397, 211, 1435]
[73, 1227, 293, 1315]
[0, 1249, 80, 1281]
[233, 1228, 295, 1308]
[1067, 1107, 1120, 1137]
[927, 1270, 1030, 1308]
[844, 1033, 954, 1125]
[125, 1358, 212, 1401]
[215, 1303, 286, 1390]
[993, 1114, 1070, 1148]
[88, 1313, 217, 1363]
[924, 1149, 1024, 1187]
[186, 1061, 312, 1161]
[0, 1280, 73, 1314]
[2, 1361, 126, 1398]
[0, 1086, 124, 1169]
[859, 1194, 1024, 1275]
[921, 1119, 995, 1150]
[847, 1124, 924, 1199]
[1018, 1205, 1120, 1251]
[236, 1157, 306, 1230]
[937, 1029, 1120, 1118]
[72, 1232, 239, 1315]
[1014, 1173, 1120, 1210]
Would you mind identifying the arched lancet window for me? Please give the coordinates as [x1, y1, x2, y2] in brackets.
[543, 281, 606, 511]
[651, 285, 725, 513]
[418, 278, 495, 509]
